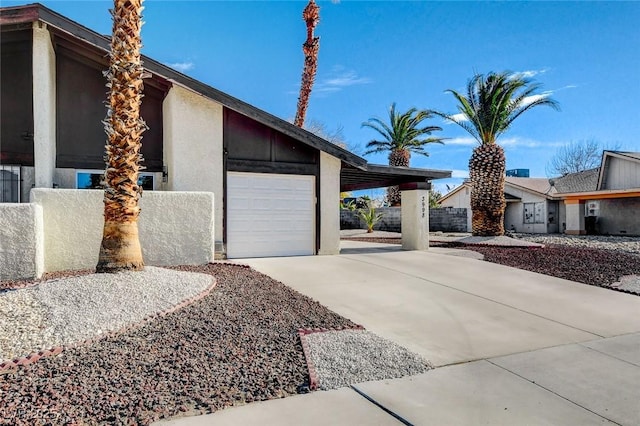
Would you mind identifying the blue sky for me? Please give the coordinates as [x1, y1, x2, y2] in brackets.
[6, 0, 639, 195]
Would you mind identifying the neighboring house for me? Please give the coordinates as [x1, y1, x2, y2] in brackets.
[440, 151, 640, 235]
[0, 4, 450, 259]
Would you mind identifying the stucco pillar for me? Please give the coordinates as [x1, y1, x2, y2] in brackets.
[163, 85, 224, 251]
[318, 152, 341, 255]
[564, 200, 586, 235]
[32, 23, 56, 189]
[400, 183, 430, 250]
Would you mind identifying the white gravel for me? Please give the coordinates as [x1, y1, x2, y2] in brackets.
[304, 329, 432, 390]
[514, 234, 640, 255]
[0, 266, 213, 362]
[611, 275, 640, 293]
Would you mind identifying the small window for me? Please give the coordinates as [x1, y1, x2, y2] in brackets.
[76, 170, 154, 191]
[0, 165, 21, 202]
[524, 202, 545, 224]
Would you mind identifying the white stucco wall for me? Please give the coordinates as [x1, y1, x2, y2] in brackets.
[440, 185, 471, 232]
[32, 23, 56, 189]
[0, 204, 44, 280]
[30, 188, 215, 273]
[318, 152, 341, 255]
[503, 188, 549, 234]
[163, 85, 224, 249]
[401, 189, 429, 250]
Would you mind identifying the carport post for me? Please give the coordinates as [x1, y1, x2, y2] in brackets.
[400, 182, 430, 250]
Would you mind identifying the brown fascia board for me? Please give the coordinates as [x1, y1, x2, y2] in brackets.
[3, 3, 367, 169]
[365, 164, 451, 180]
[0, 3, 39, 26]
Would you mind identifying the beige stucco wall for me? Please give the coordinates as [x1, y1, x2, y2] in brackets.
[0, 204, 44, 280]
[30, 188, 215, 273]
[603, 157, 640, 190]
[565, 202, 586, 235]
[401, 189, 429, 250]
[318, 152, 341, 255]
[163, 85, 224, 247]
[32, 23, 56, 189]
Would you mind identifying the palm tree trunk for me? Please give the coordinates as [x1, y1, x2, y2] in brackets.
[96, 0, 146, 273]
[469, 144, 506, 236]
[294, 0, 320, 128]
[387, 149, 410, 206]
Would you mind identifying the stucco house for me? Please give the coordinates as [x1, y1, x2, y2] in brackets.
[440, 151, 640, 235]
[0, 4, 450, 260]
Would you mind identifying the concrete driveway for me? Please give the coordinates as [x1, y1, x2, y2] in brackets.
[158, 241, 640, 425]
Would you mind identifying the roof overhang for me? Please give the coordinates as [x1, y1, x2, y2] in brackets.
[561, 188, 640, 202]
[0, 3, 367, 170]
[341, 164, 451, 192]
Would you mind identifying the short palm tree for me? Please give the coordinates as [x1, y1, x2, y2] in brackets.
[432, 71, 559, 236]
[362, 103, 445, 205]
[96, 0, 146, 272]
[294, 0, 320, 128]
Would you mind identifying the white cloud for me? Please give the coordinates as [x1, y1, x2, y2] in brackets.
[446, 137, 477, 146]
[314, 66, 372, 95]
[513, 68, 548, 79]
[166, 62, 194, 73]
[451, 169, 469, 178]
[500, 137, 565, 149]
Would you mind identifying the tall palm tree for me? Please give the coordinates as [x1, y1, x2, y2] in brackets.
[294, 0, 320, 128]
[362, 103, 445, 205]
[433, 71, 559, 236]
[96, 0, 146, 272]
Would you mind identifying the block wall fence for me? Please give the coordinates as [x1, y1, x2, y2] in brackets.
[0, 189, 215, 280]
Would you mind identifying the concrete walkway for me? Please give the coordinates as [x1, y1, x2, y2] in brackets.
[157, 241, 640, 425]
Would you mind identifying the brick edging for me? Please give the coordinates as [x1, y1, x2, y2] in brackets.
[297, 325, 365, 391]
[0, 276, 217, 373]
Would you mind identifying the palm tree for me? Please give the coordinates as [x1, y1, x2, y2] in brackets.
[96, 0, 146, 272]
[362, 103, 445, 205]
[293, 0, 320, 128]
[432, 71, 559, 236]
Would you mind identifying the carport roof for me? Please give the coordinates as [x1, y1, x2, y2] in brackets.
[341, 164, 451, 191]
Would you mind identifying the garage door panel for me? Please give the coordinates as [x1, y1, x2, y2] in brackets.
[227, 172, 315, 258]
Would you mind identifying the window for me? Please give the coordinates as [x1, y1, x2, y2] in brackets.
[0, 165, 20, 202]
[76, 170, 154, 191]
[523, 202, 544, 224]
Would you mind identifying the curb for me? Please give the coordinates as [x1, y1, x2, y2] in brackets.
[297, 325, 365, 391]
[0, 275, 217, 374]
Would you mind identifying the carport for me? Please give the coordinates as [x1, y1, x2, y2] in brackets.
[340, 163, 451, 250]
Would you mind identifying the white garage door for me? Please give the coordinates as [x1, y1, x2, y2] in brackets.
[226, 172, 315, 258]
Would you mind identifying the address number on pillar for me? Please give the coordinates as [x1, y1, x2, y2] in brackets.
[421, 196, 426, 218]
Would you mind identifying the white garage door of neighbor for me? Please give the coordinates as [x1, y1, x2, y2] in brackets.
[226, 172, 315, 259]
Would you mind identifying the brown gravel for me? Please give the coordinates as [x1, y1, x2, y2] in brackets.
[0, 263, 356, 425]
[343, 237, 640, 293]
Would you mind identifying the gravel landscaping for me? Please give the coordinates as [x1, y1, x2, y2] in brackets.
[343, 234, 640, 294]
[0, 263, 360, 425]
[1, 263, 433, 424]
[0, 267, 214, 362]
[304, 329, 431, 390]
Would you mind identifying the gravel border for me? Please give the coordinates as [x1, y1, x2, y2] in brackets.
[1, 267, 215, 368]
[303, 329, 432, 390]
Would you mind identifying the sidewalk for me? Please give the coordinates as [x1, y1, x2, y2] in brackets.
[156, 241, 640, 425]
